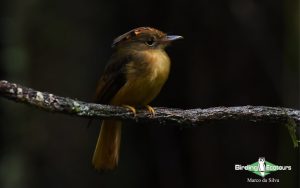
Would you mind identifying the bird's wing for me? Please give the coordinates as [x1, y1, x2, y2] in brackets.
[94, 53, 131, 104]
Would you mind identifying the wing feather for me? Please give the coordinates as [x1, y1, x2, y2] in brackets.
[94, 53, 131, 104]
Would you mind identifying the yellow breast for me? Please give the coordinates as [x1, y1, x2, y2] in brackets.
[111, 49, 170, 105]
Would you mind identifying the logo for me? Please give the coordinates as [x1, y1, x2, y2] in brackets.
[235, 157, 292, 182]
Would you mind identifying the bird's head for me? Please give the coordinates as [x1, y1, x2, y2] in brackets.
[112, 27, 183, 51]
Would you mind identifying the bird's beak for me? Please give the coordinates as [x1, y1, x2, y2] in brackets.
[165, 35, 184, 41]
[162, 35, 184, 43]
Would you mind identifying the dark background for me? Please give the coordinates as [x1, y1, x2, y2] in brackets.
[0, 0, 299, 188]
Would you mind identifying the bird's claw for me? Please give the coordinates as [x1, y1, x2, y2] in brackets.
[122, 105, 137, 119]
[145, 105, 155, 117]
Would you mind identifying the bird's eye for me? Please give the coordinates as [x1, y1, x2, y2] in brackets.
[145, 38, 155, 46]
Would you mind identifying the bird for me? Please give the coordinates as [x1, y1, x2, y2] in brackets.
[92, 27, 183, 170]
[258, 157, 266, 177]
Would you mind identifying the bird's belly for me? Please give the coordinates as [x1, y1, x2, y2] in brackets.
[111, 49, 170, 106]
[111, 70, 168, 105]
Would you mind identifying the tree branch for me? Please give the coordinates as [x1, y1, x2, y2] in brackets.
[0, 80, 299, 127]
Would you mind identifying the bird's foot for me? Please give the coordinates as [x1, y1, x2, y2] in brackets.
[122, 105, 137, 118]
[122, 105, 155, 119]
[145, 105, 155, 117]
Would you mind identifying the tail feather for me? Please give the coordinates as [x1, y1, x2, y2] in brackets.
[92, 120, 122, 170]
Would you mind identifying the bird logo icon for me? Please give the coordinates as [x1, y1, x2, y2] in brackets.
[258, 157, 266, 177]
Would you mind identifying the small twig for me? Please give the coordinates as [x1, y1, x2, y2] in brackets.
[285, 115, 299, 148]
[0, 80, 299, 127]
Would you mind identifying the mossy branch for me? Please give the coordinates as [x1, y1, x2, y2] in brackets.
[0, 80, 299, 127]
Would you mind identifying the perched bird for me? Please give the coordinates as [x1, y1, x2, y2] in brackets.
[92, 27, 183, 170]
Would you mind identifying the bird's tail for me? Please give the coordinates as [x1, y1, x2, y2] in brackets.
[92, 120, 122, 170]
